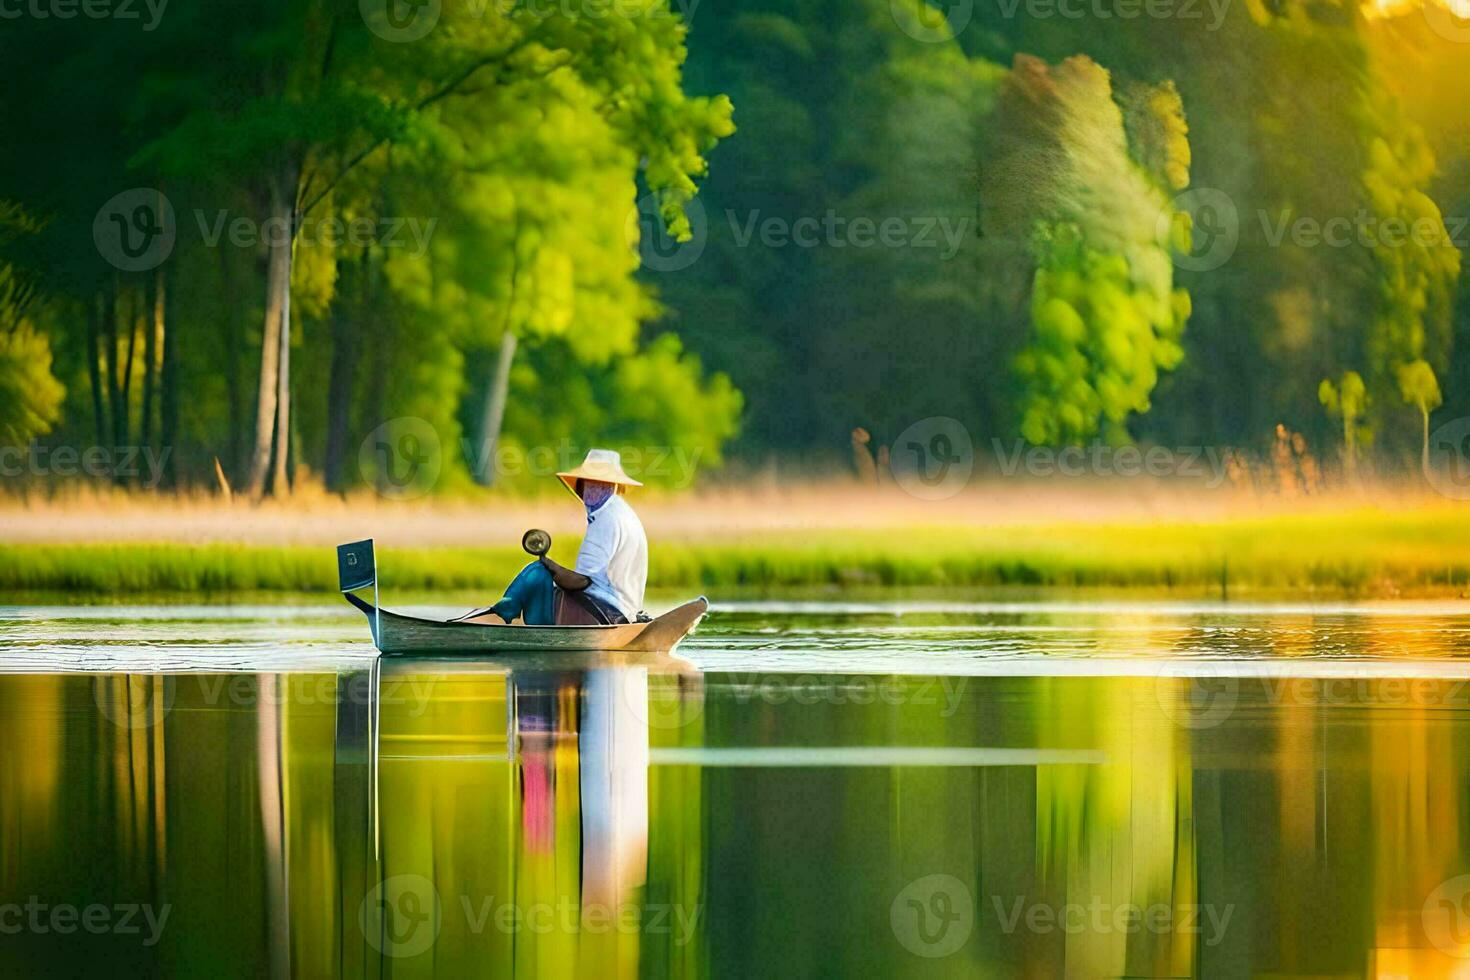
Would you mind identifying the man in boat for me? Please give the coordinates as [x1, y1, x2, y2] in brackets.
[487, 448, 648, 626]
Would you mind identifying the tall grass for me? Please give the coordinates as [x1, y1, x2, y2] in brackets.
[4, 507, 1470, 597]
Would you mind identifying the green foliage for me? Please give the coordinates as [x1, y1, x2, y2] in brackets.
[1361, 109, 1462, 436]
[1319, 370, 1371, 473]
[1396, 359, 1442, 416]
[10, 506, 1470, 596]
[990, 56, 1191, 445]
[1, 0, 1467, 483]
[0, 324, 66, 446]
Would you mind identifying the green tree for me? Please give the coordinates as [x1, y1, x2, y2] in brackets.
[986, 56, 1191, 445]
[1395, 358, 1442, 478]
[1319, 370, 1370, 480]
[138, 0, 732, 497]
[0, 324, 66, 447]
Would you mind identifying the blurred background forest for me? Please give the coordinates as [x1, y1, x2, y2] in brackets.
[0, 0, 1467, 497]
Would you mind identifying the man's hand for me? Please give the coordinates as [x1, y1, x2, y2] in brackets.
[539, 554, 591, 592]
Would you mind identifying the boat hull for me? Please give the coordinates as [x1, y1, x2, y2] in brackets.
[345, 593, 709, 656]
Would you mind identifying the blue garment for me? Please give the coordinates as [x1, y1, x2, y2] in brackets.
[489, 559, 629, 626]
[490, 561, 557, 625]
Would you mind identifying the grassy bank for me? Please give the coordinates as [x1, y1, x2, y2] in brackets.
[4, 505, 1470, 598]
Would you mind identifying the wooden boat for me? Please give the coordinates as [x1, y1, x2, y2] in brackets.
[338, 539, 708, 656]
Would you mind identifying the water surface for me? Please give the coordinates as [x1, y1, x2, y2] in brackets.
[4, 601, 1470, 976]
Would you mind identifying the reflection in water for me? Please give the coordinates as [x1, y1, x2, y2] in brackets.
[5, 605, 1470, 975]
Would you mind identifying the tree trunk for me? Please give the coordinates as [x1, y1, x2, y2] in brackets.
[220, 248, 243, 480]
[141, 269, 162, 449]
[245, 178, 293, 499]
[475, 330, 518, 486]
[1422, 406, 1431, 480]
[121, 284, 139, 422]
[103, 277, 126, 482]
[159, 268, 179, 489]
[322, 263, 360, 493]
[87, 290, 107, 446]
[271, 239, 293, 496]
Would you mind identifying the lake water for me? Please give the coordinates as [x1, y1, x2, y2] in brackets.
[5, 600, 1470, 976]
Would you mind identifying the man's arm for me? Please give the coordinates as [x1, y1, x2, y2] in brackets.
[539, 554, 591, 591]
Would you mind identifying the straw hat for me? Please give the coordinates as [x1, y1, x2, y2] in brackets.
[556, 448, 643, 496]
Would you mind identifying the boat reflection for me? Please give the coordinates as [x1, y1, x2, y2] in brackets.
[356, 653, 706, 976]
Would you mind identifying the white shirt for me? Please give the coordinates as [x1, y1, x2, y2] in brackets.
[575, 494, 647, 620]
